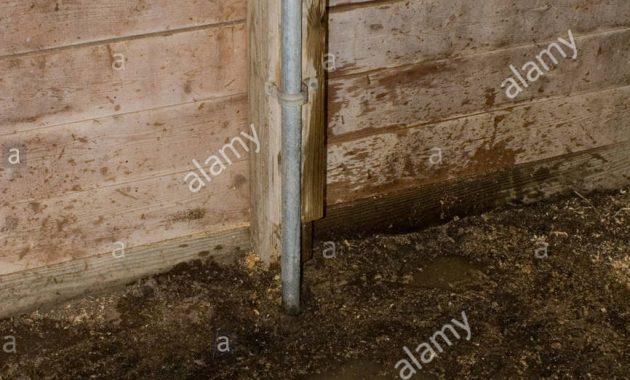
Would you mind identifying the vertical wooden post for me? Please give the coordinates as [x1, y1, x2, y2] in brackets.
[301, 0, 328, 260]
[248, 0, 283, 263]
[248, 0, 327, 264]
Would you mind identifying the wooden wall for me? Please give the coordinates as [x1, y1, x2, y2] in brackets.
[0, 1, 250, 278]
[325, 0, 630, 207]
[2, 0, 630, 316]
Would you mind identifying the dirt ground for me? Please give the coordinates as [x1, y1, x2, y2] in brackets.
[1, 190, 629, 379]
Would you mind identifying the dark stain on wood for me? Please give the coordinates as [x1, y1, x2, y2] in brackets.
[170, 208, 207, 223]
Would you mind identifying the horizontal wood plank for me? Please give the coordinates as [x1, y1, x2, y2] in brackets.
[327, 85, 630, 205]
[0, 23, 246, 134]
[328, 28, 630, 138]
[329, 0, 630, 75]
[0, 226, 250, 319]
[0, 158, 249, 274]
[0, 94, 248, 204]
[0, 0, 246, 56]
[318, 140, 630, 237]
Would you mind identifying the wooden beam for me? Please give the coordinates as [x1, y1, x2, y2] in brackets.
[300, 0, 328, 261]
[247, 0, 283, 263]
[301, 0, 327, 222]
[248, 0, 327, 263]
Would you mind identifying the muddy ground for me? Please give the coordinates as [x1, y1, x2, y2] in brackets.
[1, 191, 629, 379]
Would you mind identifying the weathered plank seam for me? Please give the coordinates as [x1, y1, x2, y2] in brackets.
[0, 19, 245, 61]
[330, 25, 630, 79]
[329, 81, 630, 145]
[0, 92, 248, 138]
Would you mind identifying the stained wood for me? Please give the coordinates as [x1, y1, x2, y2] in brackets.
[329, 0, 630, 75]
[0, 23, 246, 134]
[328, 28, 630, 138]
[0, 226, 250, 319]
[1, 162, 249, 273]
[301, 0, 328, 222]
[0, 0, 246, 56]
[328, 0, 381, 8]
[317, 140, 630, 238]
[327, 85, 630, 205]
[0, 95, 248, 204]
[247, 0, 283, 263]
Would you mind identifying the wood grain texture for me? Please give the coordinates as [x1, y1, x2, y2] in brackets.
[328, 28, 630, 139]
[0, 226, 250, 319]
[328, 0, 384, 8]
[301, 0, 327, 222]
[247, 0, 283, 263]
[0, 23, 246, 134]
[0, 161, 249, 274]
[327, 85, 630, 205]
[1, 91, 251, 273]
[318, 140, 630, 238]
[0, 0, 246, 56]
[0, 95, 248, 204]
[328, 0, 630, 75]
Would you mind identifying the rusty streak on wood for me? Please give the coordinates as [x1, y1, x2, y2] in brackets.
[316, 141, 630, 239]
[326, 85, 630, 206]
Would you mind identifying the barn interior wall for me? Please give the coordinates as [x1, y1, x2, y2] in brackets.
[1, 0, 629, 316]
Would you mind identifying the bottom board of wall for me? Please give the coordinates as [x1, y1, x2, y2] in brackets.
[317, 141, 630, 238]
[0, 226, 250, 319]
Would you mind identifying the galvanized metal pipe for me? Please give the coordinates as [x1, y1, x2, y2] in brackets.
[281, 0, 302, 315]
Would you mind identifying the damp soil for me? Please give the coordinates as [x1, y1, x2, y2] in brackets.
[1, 191, 629, 379]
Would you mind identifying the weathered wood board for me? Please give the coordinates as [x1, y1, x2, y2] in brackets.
[0, 23, 246, 134]
[1, 79, 250, 273]
[0, 95, 248, 203]
[247, 0, 283, 263]
[0, 160, 249, 274]
[318, 140, 630, 237]
[301, 0, 328, 223]
[0, 226, 250, 319]
[328, 28, 630, 138]
[327, 85, 630, 204]
[0, 0, 246, 56]
[329, 0, 630, 75]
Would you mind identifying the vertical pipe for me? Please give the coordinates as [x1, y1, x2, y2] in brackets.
[281, 0, 302, 315]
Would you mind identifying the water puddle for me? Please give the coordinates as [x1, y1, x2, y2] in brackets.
[412, 256, 488, 290]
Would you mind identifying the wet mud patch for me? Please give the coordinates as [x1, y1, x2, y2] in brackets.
[411, 256, 489, 290]
[1, 191, 629, 379]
